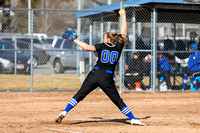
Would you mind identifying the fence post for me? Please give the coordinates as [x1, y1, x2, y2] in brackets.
[100, 15, 104, 42]
[14, 37, 17, 75]
[152, 7, 157, 94]
[89, 18, 93, 71]
[119, 2, 123, 93]
[30, 9, 34, 92]
[132, 8, 136, 51]
[77, 0, 81, 77]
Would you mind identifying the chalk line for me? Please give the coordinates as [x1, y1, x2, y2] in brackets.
[43, 127, 84, 133]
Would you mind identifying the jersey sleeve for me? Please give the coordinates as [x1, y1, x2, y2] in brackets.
[116, 42, 124, 50]
[94, 43, 103, 52]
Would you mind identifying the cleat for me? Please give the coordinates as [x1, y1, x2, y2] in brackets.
[131, 119, 145, 126]
[55, 111, 67, 124]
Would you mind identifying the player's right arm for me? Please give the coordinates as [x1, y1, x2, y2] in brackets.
[73, 39, 95, 52]
[119, 9, 127, 37]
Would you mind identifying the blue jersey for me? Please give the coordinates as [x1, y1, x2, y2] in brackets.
[157, 57, 170, 72]
[187, 43, 200, 71]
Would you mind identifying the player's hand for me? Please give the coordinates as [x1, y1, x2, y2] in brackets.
[119, 9, 126, 16]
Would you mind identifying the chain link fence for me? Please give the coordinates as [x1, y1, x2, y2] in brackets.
[121, 6, 200, 93]
[0, 6, 199, 93]
[0, 9, 90, 92]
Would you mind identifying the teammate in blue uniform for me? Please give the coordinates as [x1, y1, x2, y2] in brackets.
[182, 43, 200, 90]
[157, 53, 172, 91]
[55, 10, 145, 126]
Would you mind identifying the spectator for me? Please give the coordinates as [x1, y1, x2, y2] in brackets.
[124, 52, 146, 91]
[187, 31, 198, 50]
[175, 40, 188, 59]
[163, 38, 175, 63]
[157, 53, 172, 91]
[182, 43, 200, 90]
[136, 37, 148, 59]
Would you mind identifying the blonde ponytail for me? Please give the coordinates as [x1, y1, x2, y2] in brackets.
[105, 32, 127, 46]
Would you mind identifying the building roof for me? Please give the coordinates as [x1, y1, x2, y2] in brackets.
[75, 0, 186, 18]
[74, 0, 200, 24]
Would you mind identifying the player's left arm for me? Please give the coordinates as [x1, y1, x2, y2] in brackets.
[62, 28, 95, 52]
[119, 9, 127, 37]
[73, 39, 95, 52]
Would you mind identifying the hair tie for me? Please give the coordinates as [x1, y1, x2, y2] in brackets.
[114, 40, 118, 45]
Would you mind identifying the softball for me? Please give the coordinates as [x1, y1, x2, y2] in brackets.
[119, 9, 125, 14]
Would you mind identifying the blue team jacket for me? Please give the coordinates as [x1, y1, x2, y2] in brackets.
[157, 57, 170, 72]
[187, 43, 200, 71]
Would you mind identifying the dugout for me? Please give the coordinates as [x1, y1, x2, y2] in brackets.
[75, 0, 200, 93]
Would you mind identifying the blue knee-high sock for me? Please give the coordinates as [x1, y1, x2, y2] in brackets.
[120, 106, 136, 120]
[191, 77, 198, 88]
[64, 98, 78, 112]
[183, 75, 188, 89]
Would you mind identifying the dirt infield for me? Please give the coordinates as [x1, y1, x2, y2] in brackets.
[0, 91, 200, 133]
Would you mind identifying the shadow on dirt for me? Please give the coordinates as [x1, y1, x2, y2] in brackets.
[69, 116, 151, 125]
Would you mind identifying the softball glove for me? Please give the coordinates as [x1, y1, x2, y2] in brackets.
[62, 28, 78, 41]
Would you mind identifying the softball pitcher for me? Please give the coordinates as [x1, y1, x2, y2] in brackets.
[55, 9, 145, 126]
